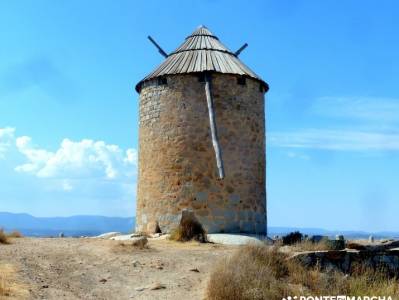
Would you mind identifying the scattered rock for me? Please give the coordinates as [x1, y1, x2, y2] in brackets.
[135, 287, 146, 292]
[112, 235, 148, 243]
[152, 234, 170, 240]
[325, 239, 345, 250]
[148, 283, 166, 290]
[132, 260, 140, 267]
[189, 268, 200, 272]
[130, 232, 145, 238]
[99, 278, 107, 284]
[336, 235, 345, 241]
[41, 285, 49, 289]
[131, 236, 148, 248]
[150, 260, 164, 270]
[150, 233, 162, 238]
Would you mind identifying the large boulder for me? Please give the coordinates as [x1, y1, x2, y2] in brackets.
[289, 245, 399, 277]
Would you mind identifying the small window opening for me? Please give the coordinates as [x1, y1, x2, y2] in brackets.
[237, 76, 246, 85]
[157, 77, 167, 85]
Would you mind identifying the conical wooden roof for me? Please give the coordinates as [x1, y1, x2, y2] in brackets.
[136, 26, 268, 92]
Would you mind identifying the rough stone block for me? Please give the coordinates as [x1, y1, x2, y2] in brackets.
[223, 210, 236, 220]
[240, 221, 255, 233]
[141, 214, 148, 224]
[255, 222, 266, 234]
[195, 191, 208, 203]
[254, 212, 265, 223]
[224, 221, 240, 232]
[228, 194, 240, 204]
[212, 208, 225, 217]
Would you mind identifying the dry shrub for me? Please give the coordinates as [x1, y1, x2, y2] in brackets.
[345, 263, 399, 296]
[207, 245, 295, 300]
[169, 218, 207, 243]
[290, 239, 336, 252]
[282, 231, 303, 245]
[0, 264, 29, 299]
[206, 244, 399, 300]
[7, 231, 23, 238]
[0, 229, 9, 245]
[112, 237, 149, 253]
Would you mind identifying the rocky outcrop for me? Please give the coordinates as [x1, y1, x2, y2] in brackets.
[290, 241, 399, 277]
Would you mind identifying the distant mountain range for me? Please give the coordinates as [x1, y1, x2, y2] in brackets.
[0, 212, 135, 237]
[1, 212, 398, 239]
[268, 226, 399, 240]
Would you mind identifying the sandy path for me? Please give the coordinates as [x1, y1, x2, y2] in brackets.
[0, 238, 235, 300]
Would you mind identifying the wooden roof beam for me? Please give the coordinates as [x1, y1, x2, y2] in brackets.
[204, 73, 225, 179]
[234, 43, 248, 57]
[148, 36, 168, 58]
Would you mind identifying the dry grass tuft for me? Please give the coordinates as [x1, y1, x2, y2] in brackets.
[169, 218, 207, 243]
[112, 237, 149, 253]
[0, 264, 29, 299]
[7, 231, 23, 239]
[206, 244, 399, 300]
[290, 239, 336, 252]
[0, 229, 10, 245]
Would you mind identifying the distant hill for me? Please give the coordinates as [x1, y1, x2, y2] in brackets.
[0, 212, 135, 237]
[268, 226, 399, 240]
[1, 212, 397, 239]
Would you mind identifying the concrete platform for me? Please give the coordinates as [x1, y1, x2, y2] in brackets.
[206, 234, 270, 246]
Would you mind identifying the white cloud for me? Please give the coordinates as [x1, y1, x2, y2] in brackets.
[310, 96, 399, 124]
[15, 137, 137, 182]
[0, 127, 15, 159]
[286, 151, 310, 160]
[270, 96, 399, 152]
[1, 128, 137, 215]
[62, 180, 73, 192]
[15, 136, 53, 172]
[269, 129, 399, 151]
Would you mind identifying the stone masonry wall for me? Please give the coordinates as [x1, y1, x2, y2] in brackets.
[136, 73, 266, 234]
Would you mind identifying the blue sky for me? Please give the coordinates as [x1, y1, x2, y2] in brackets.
[0, 1, 398, 232]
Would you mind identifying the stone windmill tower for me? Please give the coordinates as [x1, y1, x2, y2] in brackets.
[135, 26, 269, 235]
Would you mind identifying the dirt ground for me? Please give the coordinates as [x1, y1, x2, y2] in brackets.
[0, 237, 236, 300]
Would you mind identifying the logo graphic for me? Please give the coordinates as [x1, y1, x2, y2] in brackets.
[282, 296, 393, 300]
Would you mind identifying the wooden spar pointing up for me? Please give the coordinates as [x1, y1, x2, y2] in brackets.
[147, 36, 168, 58]
[204, 73, 225, 179]
[234, 43, 248, 56]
